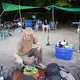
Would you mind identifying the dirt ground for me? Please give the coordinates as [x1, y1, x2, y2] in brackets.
[0, 24, 80, 80]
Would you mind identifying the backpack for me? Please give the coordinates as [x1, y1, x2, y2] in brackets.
[45, 74, 62, 80]
[45, 63, 60, 76]
[44, 63, 60, 80]
[44, 63, 68, 80]
[59, 66, 75, 80]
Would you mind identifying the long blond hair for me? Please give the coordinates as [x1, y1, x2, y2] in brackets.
[23, 27, 33, 35]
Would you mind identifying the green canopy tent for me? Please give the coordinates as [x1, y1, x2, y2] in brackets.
[2, 2, 38, 12]
[45, 5, 80, 12]
[2, 2, 80, 12]
[1, 2, 80, 22]
[45, 5, 80, 22]
[0, 2, 39, 24]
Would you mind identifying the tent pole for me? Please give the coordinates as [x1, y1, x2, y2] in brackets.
[19, 4, 22, 30]
[52, 6, 54, 22]
[77, 20, 80, 53]
[76, 20, 80, 53]
[12, 11, 19, 22]
[46, 6, 54, 46]
[79, 20, 80, 51]
[0, 10, 4, 24]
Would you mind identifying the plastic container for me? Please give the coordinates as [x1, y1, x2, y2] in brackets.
[55, 45, 74, 60]
[25, 20, 32, 28]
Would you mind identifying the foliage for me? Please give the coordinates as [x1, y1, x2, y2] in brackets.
[35, 0, 59, 7]
[55, 0, 72, 7]
[0, 0, 72, 7]
[35, 0, 72, 7]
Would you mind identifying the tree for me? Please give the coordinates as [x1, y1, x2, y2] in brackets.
[35, 0, 58, 7]
[35, 0, 72, 7]
[55, 0, 72, 7]
[35, 0, 59, 7]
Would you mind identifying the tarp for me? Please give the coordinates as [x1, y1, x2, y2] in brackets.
[2, 2, 38, 11]
[2, 2, 80, 12]
[45, 5, 80, 12]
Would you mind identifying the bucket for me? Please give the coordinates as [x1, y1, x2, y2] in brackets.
[55, 45, 74, 60]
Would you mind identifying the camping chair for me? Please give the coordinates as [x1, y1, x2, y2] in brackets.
[0, 21, 13, 40]
[49, 21, 55, 30]
[0, 30, 9, 40]
[25, 20, 32, 28]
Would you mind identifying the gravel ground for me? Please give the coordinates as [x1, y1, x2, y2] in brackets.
[0, 24, 80, 80]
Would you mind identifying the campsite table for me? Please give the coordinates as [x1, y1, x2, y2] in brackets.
[13, 68, 45, 80]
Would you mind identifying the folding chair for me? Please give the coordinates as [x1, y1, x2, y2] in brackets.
[25, 20, 32, 28]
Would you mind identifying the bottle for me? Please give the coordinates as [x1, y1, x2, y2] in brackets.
[59, 41, 63, 48]
[61, 40, 67, 47]
[0, 66, 4, 80]
[65, 42, 69, 48]
[7, 70, 13, 80]
[61, 40, 65, 45]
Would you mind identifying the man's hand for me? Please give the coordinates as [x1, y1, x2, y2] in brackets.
[14, 49, 23, 64]
[37, 47, 42, 53]
[37, 47, 41, 52]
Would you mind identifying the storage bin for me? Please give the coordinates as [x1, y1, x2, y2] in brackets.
[55, 45, 74, 60]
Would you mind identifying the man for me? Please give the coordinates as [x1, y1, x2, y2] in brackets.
[16, 27, 45, 68]
[42, 19, 50, 32]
